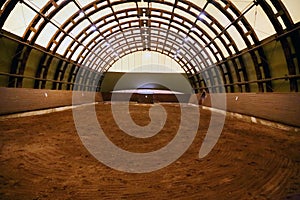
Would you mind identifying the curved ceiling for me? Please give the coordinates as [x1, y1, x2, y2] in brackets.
[0, 0, 299, 93]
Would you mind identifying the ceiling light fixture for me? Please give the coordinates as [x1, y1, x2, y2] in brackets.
[198, 13, 205, 20]
[90, 25, 97, 31]
[144, 50, 151, 58]
[113, 52, 119, 57]
[184, 37, 189, 42]
[79, 11, 85, 18]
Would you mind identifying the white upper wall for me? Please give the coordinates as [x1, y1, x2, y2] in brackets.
[109, 51, 185, 73]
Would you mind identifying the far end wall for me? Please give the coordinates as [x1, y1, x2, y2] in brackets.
[100, 72, 191, 93]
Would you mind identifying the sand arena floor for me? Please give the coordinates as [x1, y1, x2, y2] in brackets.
[0, 103, 299, 199]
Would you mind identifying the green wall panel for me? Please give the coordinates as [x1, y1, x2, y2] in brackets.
[263, 41, 289, 92]
[0, 36, 18, 87]
[23, 49, 42, 88]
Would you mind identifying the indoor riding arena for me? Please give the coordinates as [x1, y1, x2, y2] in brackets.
[0, 0, 300, 199]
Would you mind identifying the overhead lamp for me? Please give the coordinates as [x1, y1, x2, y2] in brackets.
[90, 25, 97, 31]
[113, 52, 120, 58]
[79, 11, 85, 18]
[191, 26, 197, 32]
[173, 51, 179, 58]
[144, 50, 151, 58]
[138, 1, 148, 8]
[198, 13, 205, 20]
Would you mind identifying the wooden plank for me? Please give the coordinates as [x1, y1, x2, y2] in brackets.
[0, 88, 103, 115]
[202, 93, 300, 127]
